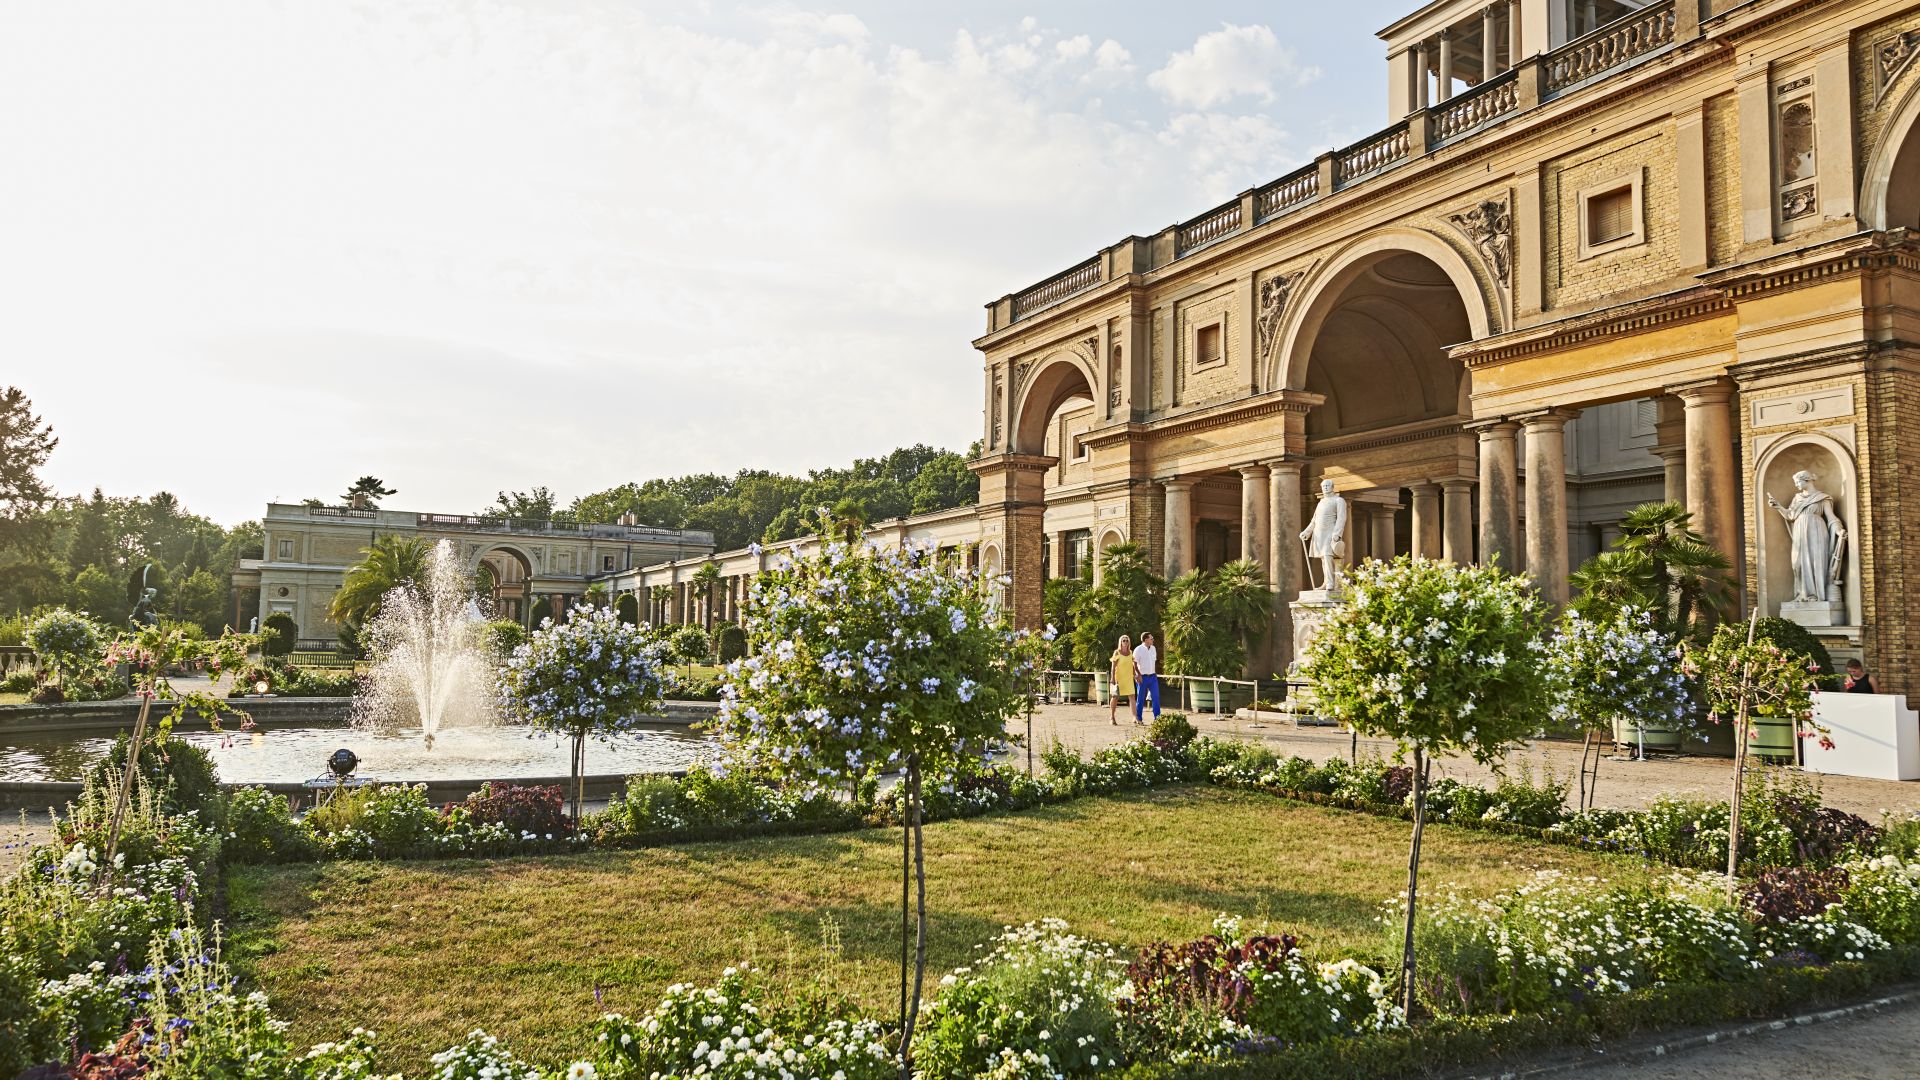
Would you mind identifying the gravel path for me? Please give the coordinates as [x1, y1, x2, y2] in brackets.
[1015, 702, 1920, 821]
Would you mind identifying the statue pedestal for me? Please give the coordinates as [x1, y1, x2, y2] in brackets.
[1291, 589, 1344, 669]
[1780, 600, 1847, 628]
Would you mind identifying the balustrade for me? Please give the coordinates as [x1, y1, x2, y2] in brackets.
[1176, 200, 1243, 255]
[1544, 0, 1676, 95]
[1430, 70, 1519, 147]
[1010, 257, 1103, 323]
[1255, 166, 1318, 220]
[1335, 123, 1410, 187]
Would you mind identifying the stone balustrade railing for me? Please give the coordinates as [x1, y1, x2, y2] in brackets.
[1335, 122, 1411, 187]
[1256, 166, 1319, 220]
[1176, 200, 1243, 256]
[1010, 256, 1103, 322]
[1430, 69, 1520, 147]
[991, 0, 1691, 331]
[1544, 0, 1677, 96]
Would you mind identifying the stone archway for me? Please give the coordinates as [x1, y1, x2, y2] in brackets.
[1011, 350, 1099, 456]
[476, 544, 535, 625]
[1862, 76, 1920, 230]
[1271, 230, 1490, 565]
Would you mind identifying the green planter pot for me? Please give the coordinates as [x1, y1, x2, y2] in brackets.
[1057, 673, 1091, 703]
[1614, 715, 1684, 753]
[1184, 679, 1252, 714]
[1750, 714, 1799, 763]
[1093, 672, 1113, 702]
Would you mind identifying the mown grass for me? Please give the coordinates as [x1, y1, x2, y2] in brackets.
[227, 785, 1640, 1071]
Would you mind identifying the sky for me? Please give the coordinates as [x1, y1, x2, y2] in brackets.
[1, 1, 1409, 527]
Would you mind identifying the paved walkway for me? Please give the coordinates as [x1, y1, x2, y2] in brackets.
[1013, 702, 1920, 820]
[1552, 992, 1920, 1079]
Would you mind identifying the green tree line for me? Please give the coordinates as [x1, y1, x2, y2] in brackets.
[497, 442, 981, 552]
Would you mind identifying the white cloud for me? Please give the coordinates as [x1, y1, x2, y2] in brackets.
[0, 3, 1313, 523]
[1147, 23, 1313, 109]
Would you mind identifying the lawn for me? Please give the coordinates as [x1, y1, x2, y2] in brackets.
[228, 785, 1637, 1070]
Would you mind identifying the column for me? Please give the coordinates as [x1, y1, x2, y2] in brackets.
[1436, 30, 1454, 102]
[1441, 481, 1474, 563]
[1369, 502, 1398, 561]
[1162, 479, 1195, 579]
[1411, 483, 1443, 559]
[1238, 464, 1270, 570]
[1508, 0, 1522, 65]
[1475, 420, 1522, 571]
[1522, 409, 1579, 608]
[1266, 460, 1305, 673]
[1482, 6, 1499, 81]
[1652, 395, 1688, 507]
[1674, 379, 1743, 594]
[1415, 41, 1430, 110]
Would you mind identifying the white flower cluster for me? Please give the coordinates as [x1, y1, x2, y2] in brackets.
[593, 967, 892, 1080]
[427, 1029, 543, 1080]
[1543, 610, 1690, 734]
[497, 606, 675, 739]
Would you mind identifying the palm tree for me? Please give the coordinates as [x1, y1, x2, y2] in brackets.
[328, 535, 432, 628]
[691, 563, 723, 630]
[829, 497, 868, 544]
[1569, 550, 1657, 619]
[1615, 502, 1734, 635]
[1212, 559, 1275, 677]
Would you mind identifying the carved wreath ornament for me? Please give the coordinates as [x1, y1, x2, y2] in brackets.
[1448, 197, 1512, 292]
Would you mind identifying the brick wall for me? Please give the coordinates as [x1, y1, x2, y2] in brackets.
[1544, 121, 1682, 310]
[1705, 92, 1743, 268]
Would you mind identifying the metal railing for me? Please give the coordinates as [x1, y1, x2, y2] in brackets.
[1010, 257, 1103, 323]
[1430, 69, 1520, 148]
[1176, 199, 1243, 256]
[1544, 0, 1676, 97]
[413, 513, 708, 543]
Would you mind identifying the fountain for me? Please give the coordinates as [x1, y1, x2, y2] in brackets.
[354, 539, 497, 748]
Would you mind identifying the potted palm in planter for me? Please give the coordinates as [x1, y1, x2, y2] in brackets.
[1163, 560, 1271, 713]
[1044, 575, 1091, 701]
[1070, 542, 1164, 701]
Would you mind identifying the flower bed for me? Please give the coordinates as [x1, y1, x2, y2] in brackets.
[9, 730, 1920, 1079]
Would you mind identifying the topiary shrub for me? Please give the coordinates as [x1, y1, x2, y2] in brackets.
[669, 624, 710, 665]
[261, 613, 298, 657]
[83, 734, 225, 830]
[1750, 617, 1839, 689]
[712, 621, 747, 664]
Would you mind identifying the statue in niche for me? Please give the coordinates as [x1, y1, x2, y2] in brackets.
[1299, 478, 1349, 593]
[1767, 469, 1847, 607]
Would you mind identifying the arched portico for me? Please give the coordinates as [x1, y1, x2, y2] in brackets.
[476, 544, 535, 625]
[1011, 349, 1100, 456]
[1861, 77, 1920, 231]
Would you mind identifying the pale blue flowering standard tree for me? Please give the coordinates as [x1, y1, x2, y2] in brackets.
[496, 606, 676, 825]
[1298, 556, 1549, 1015]
[1543, 610, 1691, 811]
[714, 536, 1044, 1078]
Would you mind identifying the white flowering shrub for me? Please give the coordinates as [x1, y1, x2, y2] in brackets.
[1409, 870, 1767, 1015]
[716, 539, 1042, 791]
[589, 967, 892, 1080]
[497, 606, 676, 820]
[428, 1030, 542, 1080]
[1544, 610, 1690, 809]
[1839, 854, 1920, 945]
[1239, 955, 1405, 1048]
[24, 607, 102, 683]
[1299, 556, 1550, 1011]
[914, 919, 1126, 1080]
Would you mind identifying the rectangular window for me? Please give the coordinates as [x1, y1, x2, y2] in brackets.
[1586, 187, 1633, 244]
[278, 539, 293, 559]
[1062, 529, 1093, 580]
[1194, 323, 1223, 368]
[1071, 434, 1088, 461]
[602, 555, 616, 572]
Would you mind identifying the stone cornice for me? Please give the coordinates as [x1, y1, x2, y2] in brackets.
[1452, 286, 1730, 366]
[967, 452, 1058, 477]
[1082, 390, 1324, 451]
[1306, 418, 1468, 456]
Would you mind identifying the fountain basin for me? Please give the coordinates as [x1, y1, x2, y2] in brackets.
[0, 701, 721, 811]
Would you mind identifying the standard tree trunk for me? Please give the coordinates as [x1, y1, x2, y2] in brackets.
[570, 732, 587, 826]
[1399, 748, 1430, 1017]
[899, 758, 930, 1079]
[1577, 731, 1591, 810]
[102, 688, 155, 881]
[898, 782, 910, 1078]
[1725, 612, 1761, 902]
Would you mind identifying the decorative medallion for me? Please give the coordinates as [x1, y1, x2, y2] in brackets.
[1782, 184, 1818, 221]
[1447, 197, 1512, 291]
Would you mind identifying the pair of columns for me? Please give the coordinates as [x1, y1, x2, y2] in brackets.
[1472, 380, 1741, 609]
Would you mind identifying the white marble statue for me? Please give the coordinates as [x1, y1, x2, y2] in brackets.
[1767, 469, 1847, 604]
[1299, 478, 1348, 592]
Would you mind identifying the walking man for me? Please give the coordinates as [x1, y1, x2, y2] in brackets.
[1131, 632, 1161, 724]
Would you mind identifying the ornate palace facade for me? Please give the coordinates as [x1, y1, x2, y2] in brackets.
[968, 0, 1920, 693]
